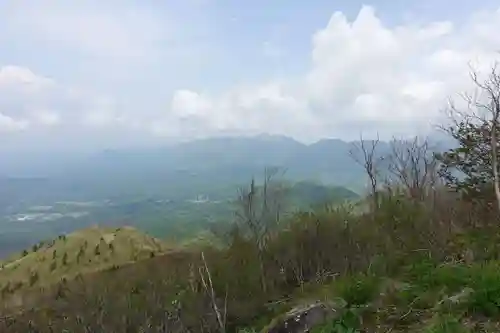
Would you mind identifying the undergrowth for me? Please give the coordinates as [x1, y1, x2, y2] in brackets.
[2, 190, 500, 332]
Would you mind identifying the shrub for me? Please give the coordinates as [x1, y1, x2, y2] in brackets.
[49, 260, 57, 272]
[29, 271, 40, 286]
[311, 308, 361, 333]
[332, 274, 380, 306]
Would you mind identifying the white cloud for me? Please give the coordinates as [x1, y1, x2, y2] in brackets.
[0, 65, 53, 132]
[154, 81, 313, 140]
[0, 113, 28, 133]
[0, 1, 168, 60]
[33, 111, 61, 126]
[0, 65, 132, 133]
[0, 65, 55, 95]
[155, 5, 500, 142]
[2, 4, 500, 145]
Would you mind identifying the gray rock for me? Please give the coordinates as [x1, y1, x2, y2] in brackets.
[262, 299, 346, 333]
[438, 287, 474, 306]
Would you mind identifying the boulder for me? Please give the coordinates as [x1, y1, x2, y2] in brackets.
[262, 299, 346, 333]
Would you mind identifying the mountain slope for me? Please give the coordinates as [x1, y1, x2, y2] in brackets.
[0, 226, 169, 300]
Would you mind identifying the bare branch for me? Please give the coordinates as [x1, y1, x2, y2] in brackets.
[385, 136, 439, 200]
[199, 252, 226, 333]
[349, 133, 381, 210]
[234, 167, 289, 292]
[440, 60, 500, 210]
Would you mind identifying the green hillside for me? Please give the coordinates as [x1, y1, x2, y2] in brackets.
[0, 226, 170, 308]
[0, 181, 359, 259]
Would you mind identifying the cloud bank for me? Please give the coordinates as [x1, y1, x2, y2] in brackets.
[1, 4, 500, 148]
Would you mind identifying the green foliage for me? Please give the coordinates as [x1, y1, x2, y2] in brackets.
[436, 121, 496, 201]
[404, 261, 500, 318]
[289, 181, 359, 209]
[331, 274, 380, 306]
[462, 264, 500, 317]
[311, 309, 361, 333]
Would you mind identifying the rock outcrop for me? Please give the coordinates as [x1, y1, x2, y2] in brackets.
[262, 299, 346, 333]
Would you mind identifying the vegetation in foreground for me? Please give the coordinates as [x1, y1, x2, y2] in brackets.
[2, 63, 500, 332]
[3, 188, 500, 333]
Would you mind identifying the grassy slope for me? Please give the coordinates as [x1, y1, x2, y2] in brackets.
[4, 191, 500, 332]
[4, 251, 500, 332]
[0, 226, 170, 300]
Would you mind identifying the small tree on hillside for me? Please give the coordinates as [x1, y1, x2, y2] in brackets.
[235, 167, 289, 292]
[49, 260, 57, 272]
[76, 246, 85, 264]
[437, 62, 500, 209]
[29, 271, 40, 286]
[436, 121, 494, 200]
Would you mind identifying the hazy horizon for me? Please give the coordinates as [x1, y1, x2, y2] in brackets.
[1, 1, 499, 153]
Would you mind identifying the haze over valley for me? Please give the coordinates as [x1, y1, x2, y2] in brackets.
[0, 134, 376, 258]
[2, 1, 500, 332]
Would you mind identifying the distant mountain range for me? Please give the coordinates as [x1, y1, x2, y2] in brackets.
[0, 134, 455, 198]
[47, 135, 376, 198]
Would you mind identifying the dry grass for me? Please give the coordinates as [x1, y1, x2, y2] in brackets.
[0, 225, 171, 308]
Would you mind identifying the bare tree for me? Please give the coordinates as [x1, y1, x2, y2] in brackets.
[235, 166, 288, 292]
[349, 133, 382, 211]
[384, 136, 439, 200]
[438, 62, 500, 210]
[470, 63, 500, 211]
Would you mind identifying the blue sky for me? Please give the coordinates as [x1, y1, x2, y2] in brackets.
[0, 0, 499, 152]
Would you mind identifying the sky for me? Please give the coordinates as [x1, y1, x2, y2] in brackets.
[0, 0, 500, 153]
